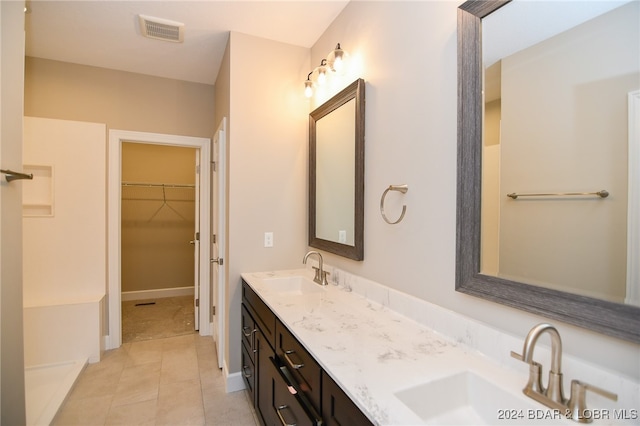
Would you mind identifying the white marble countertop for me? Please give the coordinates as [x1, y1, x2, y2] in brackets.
[241, 269, 566, 425]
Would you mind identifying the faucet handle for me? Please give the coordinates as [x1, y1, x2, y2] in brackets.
[321, 270, 330, 286]
[510, 351, 524, 362]
[311, 266, 321, 282]
[567, 380, 617, 423]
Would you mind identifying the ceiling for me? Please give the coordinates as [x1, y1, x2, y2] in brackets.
[25, 1, 350, 85]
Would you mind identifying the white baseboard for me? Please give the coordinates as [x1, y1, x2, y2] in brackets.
[224, 365, 246, 393]
[121, 286, 194, 301]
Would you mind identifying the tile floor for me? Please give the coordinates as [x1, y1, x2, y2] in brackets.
[52, 333, 259, 426]
[122, 296, 195, 343]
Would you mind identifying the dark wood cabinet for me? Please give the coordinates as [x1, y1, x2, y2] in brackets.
[322, 371, 373, 426]
[242, 279, 372, 426]
[255, 328, 277, 425]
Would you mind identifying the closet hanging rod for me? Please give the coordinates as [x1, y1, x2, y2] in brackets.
[507, 190, 609, 200]
[121, 181, 195, 189]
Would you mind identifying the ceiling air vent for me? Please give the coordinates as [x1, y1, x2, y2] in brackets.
[138, 14, 184, 43]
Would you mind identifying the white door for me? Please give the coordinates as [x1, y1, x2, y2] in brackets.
[212, 118, 227, 369]
[193, 149, 201, 329]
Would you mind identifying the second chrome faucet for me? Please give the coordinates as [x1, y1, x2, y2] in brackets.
[511, 323, 617, 423]
[303, 251, 330, 286]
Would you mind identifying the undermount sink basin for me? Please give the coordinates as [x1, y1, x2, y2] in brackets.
[394, 371, 559, 425]
[263, 275, 324, 295]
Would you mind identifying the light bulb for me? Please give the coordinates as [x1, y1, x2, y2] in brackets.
[332, 56, 343, 73]
[317, 69, 327, 85]
[304, 81, 313, 98]
[316, 60, 328, 86]
[327, 43, 346, 74]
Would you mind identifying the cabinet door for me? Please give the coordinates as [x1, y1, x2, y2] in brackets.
[256, 330, 276, 426]
[243, 281, 276, 346]
[322, 371, 373, 426]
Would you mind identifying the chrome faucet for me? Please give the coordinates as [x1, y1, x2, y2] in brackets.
[303, 251, 329, 286]
[511, 323, 565, 408]
[511, 323, 617, 423]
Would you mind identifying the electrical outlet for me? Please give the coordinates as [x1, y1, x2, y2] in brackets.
[264, 232, 274, 247]
[338, 230, 347, 243]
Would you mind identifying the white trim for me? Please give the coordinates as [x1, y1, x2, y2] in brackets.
[121, 286, 194, 302]
[107, 130, 211, 350]
[213, 117, 227, 370]
[224, 367, 246, 393]
[626, 90, 640, 306]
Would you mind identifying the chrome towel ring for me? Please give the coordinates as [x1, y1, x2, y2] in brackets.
[380, 184, 408, 224]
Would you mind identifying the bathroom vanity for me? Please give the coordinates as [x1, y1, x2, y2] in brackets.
[239, 269, 632, 425]
[241, 277, 372, 425]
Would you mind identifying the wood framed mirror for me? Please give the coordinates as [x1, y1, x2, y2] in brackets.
[309, 78, 365, 260]
[456, 0, 640, 342]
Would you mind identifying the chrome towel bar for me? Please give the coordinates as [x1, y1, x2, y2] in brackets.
[507, 190, 609, 199]
[1, 169, 33, 183]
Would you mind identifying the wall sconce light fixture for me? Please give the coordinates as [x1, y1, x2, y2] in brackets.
[304, 43, 348, 98]
[327, 43, 345, 73]
[304, 72, 314, 98]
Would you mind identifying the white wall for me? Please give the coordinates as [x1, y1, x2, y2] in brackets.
[0, 1, 27, 423]
[225, 32, 309, 373]
[22, 117, 106, 305]
[309, 1, 639, 380]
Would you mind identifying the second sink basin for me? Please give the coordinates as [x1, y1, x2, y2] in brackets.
[394, 371, 561, 425]
[263, 275, 324, 295]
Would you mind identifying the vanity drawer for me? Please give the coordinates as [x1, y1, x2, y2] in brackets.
[242, 280, 276, 347]
[241, 342, 256, 403]
[275, 319, 322, 412]
[270, 357, 322, 426]
[241, 304, 256, 356]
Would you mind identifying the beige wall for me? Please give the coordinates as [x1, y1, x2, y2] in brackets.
[224, 32, 309, 373]
[24, 57, 215, 139]
[121, 143, 196, 293]
[310, 0, 639, 380]
[0, 1, 26, 423]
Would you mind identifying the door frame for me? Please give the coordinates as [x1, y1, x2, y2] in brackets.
[212, 118, 227, 369]
[107, 129, 211, 349]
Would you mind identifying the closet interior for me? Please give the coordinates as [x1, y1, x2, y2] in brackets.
[120, 143, 198, 343]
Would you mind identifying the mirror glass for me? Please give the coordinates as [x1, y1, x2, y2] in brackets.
[481, 0, 639, 305]
[316, 98, 356, 245]
[456, 0, 640, 343]
[309, 79, 365, 260]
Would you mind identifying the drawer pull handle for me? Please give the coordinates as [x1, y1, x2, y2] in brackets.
[251, 329, 258, 353]
[283, 350, 304, 369]
[242, 366, 252, 378]
[276, 404, 297, 426]
[242, 326, 254, 338]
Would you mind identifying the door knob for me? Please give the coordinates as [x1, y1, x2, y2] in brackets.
[211, 258, 223, 265]
[189, 240, 196, 245]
